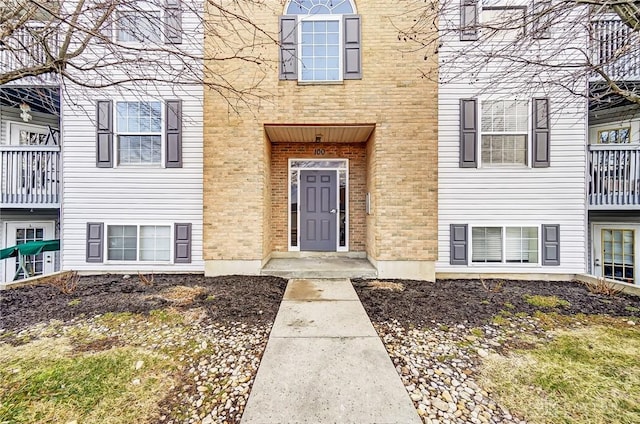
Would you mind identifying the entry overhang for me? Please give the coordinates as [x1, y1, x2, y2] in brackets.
[264, 123, 375, 143]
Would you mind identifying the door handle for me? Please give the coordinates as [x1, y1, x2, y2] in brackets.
[330, 209, 337, 214]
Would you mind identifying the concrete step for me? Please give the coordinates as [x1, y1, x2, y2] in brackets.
[261, 258, 377, 279]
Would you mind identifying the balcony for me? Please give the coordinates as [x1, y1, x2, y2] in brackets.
[0, 146, 60, 208]
[0, 25, 60, 86]
[588, 145, 640, 209]
[591, 17, 640, 82]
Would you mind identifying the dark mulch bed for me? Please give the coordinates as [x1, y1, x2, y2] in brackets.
[353, 278, 640, 328]
[0, 274, 287, 332]
[4, 275, 640, 333]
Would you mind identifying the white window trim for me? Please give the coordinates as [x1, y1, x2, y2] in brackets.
[592, 223, 640, 285]
[104, 223, 174, 264]
[478, 98, 532, 168]
[297, 14, 344, 83]
[288, 158, 349, 252]
[113, 100, 165, 168]
[469, 224, 541, 266]
[589, 119, 639, 146]
[6, 121, 52, 146]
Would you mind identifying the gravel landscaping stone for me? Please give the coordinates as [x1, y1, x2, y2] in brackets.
[3, 276, 640, 423]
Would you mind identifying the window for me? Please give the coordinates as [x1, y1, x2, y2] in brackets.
[116, 10, 162, 43]
[300, 19, 340, 81]
[597, 127, 631, 144]
[472, 226, 539, 264]
[107, 224, 171, 261]
[481, 100, 529, 165]
[280, 0, 360, 82]
[481, 6, 526, 41]
[472, 227, 502, 263]
[116, 101, 162, 165]
[8, 123, 51, 146]
[15, 227, 45, 279]
[505, 227, 538, 263]
[602, 228, 635, 283]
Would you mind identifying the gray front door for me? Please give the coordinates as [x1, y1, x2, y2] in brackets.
[300, 170, 337, 251]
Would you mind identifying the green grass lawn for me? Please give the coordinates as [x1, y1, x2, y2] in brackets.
[480, 317, 640, 424]
[0, 323, 177, 424]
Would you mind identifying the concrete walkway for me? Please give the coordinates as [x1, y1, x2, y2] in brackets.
[241, 278, 421, 424]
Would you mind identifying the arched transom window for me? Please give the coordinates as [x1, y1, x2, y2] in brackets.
[286, 0, 355, 15]
[280, 0, 361, 82]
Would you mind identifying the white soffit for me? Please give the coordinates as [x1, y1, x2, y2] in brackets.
[264, 124, 375, 143]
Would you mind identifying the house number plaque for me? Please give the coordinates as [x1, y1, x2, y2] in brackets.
[313, 148, 326, 156]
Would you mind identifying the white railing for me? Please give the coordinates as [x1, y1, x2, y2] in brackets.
[0, 146, 60, 206]
[0, 25, 60, 86]
[588, 146, 640, 208]
[591, 18, 640, 81]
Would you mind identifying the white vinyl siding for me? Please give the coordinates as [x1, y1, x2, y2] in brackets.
[62, 85, 203, 273]
[437, 2, 588, 275]
[60, 4, 203, 273]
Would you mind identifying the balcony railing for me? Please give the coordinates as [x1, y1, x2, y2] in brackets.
[591, 18, 640, 81]
[0, 146, 60, 207]
[0, 25, 60, 86]
[588, 145, 640, 208]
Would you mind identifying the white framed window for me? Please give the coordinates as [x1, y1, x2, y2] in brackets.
[107, 224, 171, 262]
[597, 127, 631, 144]
[481, 6, 527, 41]
[299, 17, 341, 82]
[282, 0, 358, 83]
[472, 227, 502, 263]
[480, 100, 529, 166]
[7, 122, 51, 146]
[116, 9, 162, 43]
[115, 101, 162, 165]
[472, 226, 539, 264]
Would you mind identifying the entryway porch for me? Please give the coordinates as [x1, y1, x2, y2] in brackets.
[261, 254, 377, 279]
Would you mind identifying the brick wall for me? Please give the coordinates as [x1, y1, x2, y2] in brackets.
[203, 0, 438, 264]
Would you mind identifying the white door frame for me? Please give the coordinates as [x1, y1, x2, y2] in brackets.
[288, 159, 349, 252]
[592, 223, 640, 284]
[3, 221, 55, 282]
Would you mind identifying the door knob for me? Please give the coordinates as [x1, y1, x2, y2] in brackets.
[330, 209, 337, 214]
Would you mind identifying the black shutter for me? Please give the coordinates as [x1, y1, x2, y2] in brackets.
[460, 99, 478, 168]
[343, 15, 361, 80]
[542, 224, 560, 266]
[165, 100, 182, 168]
[532, 98, 550, 168]
[96, 100, 113, 168]
[86, 222, 104, 263]
[165, 0, 182, 44]
[279, 16, 298, 80]
[460, 0, 478, 41]
[450, 224, 469, 265]
[174, 223, 192, 263]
